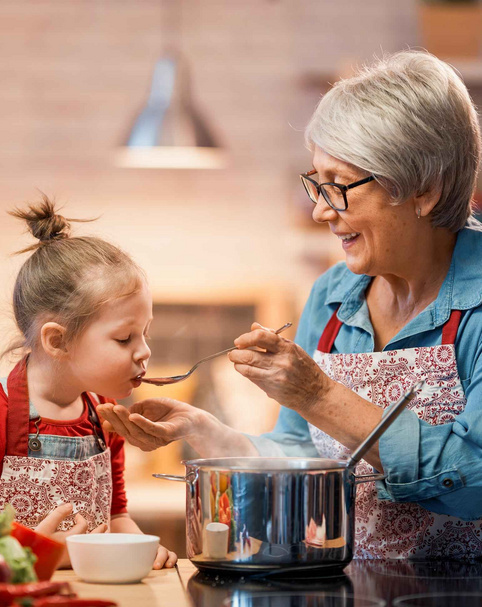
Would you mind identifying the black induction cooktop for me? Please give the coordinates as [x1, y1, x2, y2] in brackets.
[186, 559, 482, 606]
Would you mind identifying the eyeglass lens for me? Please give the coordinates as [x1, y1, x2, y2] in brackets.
[301, 175, 346, 211]
[301, 177, 318, 203]
[320, 184, 346, 210]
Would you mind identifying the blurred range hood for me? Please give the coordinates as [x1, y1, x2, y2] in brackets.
[116, 57, 226, 169]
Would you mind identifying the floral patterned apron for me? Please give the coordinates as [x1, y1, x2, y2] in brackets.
[0, 361, 112, 532]
[308, 308, 482, 558]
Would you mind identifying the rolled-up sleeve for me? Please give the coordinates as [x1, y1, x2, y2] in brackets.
[377, 348, 482, 520]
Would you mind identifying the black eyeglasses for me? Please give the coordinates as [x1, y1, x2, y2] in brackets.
[300, 169, 375, 211]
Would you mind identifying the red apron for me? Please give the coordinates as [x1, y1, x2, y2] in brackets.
[308, 309, 482, 558]
[0, 360, 112, 532]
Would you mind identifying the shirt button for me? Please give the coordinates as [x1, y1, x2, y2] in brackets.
[442, 478, 454, 488]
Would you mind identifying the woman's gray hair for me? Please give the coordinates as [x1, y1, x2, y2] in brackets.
[305, 50, 481, 232]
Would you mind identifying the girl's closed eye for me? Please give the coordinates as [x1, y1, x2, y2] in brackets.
[115, 336, 131, 344]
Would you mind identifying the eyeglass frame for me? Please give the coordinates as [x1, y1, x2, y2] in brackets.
[300, 169, 375, 211]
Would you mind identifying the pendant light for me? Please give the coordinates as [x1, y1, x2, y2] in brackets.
[115, 2, 225, 169]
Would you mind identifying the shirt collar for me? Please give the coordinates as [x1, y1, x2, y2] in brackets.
[323, 223, 482, 329]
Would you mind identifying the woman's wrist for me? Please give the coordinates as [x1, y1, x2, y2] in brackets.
[186, 408, 258, 457]
[301, 371, 336, 419]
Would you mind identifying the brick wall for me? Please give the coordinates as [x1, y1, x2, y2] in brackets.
[0, 0, 419, 367]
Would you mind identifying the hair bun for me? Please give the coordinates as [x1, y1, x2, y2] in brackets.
[10, 195, 71, 245]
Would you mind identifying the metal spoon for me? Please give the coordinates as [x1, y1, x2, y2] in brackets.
[140, 322, 293, 386]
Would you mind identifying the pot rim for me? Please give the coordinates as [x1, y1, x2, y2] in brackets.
[182, 456, 350, 472]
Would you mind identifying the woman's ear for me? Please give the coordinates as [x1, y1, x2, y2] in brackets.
[40, 322, 68, 359]
[415, 185, 442, 219]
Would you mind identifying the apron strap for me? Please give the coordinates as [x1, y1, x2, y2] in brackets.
[441, 309, 462, 345]
[83, 392, 110, 449]
[5, 359, 30, 457]
[317, 307, 343, 353]
[4, 364, 112, 457]
[318, 307, 463, 353]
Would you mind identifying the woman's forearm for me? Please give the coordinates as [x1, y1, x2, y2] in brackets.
[305, 379, 384, 471]
[228, 329, 385, 469]
[185, 385, 385, 466]
[186, 410, 259, 457]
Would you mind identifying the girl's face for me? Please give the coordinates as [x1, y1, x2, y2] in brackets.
[66, 280, 152, 400]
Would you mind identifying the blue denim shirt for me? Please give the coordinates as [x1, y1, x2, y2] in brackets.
[248, 224, 482, 521]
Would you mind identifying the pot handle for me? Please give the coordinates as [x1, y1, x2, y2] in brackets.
[153, 471, 198, 498]
[352, 472, 386, 485]
[153, 473, 190, 482]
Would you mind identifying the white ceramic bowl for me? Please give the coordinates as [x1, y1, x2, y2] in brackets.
[66, 533, 160, 584]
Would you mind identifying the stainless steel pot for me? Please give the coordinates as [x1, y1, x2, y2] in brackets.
[159, 456, 381, 573]
[154, 384, 419, 573]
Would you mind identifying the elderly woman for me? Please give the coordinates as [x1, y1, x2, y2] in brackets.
[99, 50, 482, 559]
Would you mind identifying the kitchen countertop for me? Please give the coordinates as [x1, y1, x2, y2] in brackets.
[52, 559, 482, 606]
[52, 565, 191, 607]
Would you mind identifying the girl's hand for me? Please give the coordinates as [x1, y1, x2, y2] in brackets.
[228, 322, 330, 415]
[97, 398, 204, 452]
[108, 513, 177, 569]
[153, 544, 177, 569]
[35, 504, 107, 568]
[36, 504, 108, 540]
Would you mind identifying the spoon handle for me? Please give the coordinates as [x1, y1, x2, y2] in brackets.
[142, 322, 293, 386]
[190, 322, 293, 367]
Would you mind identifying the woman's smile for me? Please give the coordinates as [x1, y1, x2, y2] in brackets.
[334, 231, 361, 249]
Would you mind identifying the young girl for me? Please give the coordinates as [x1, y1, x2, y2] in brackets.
[0, 197, 177, 569]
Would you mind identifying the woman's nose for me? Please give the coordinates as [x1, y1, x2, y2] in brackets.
[312, 198, 339, 224]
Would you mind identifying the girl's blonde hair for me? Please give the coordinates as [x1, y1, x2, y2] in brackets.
[6, 196, 145, 356]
